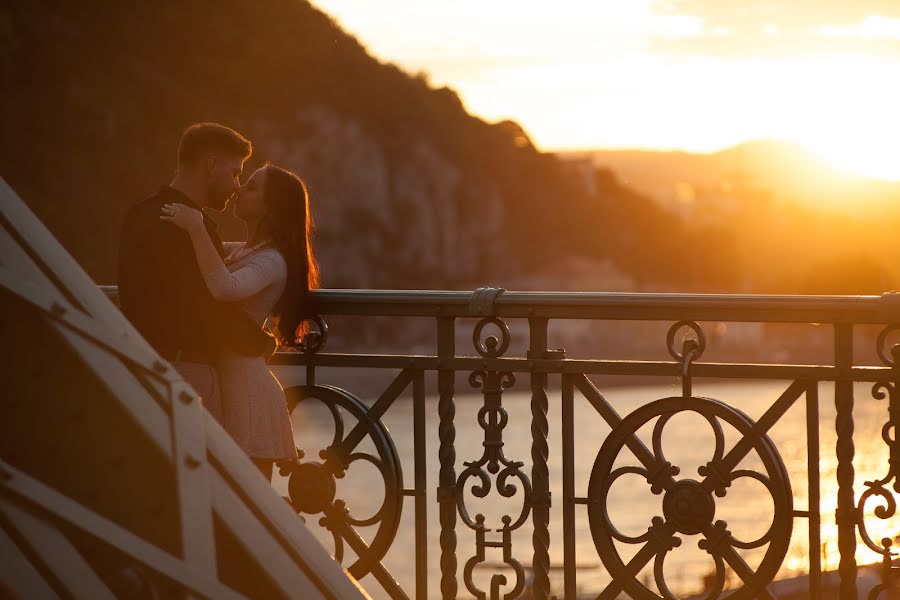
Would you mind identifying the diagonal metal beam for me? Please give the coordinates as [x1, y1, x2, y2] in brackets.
[574, 375, 670, 481]
[595, 530, 671, 600]
[1, 178, 369, 600]
[1, 500, 117, 600]
[0, 522, 62, 599]
[203, 413, 368, 599]
[209, 472, 320, 598]
[0, 265, 167, 385]
[331, 516, 410, 600]
[0, 177, 157, 339]
[0, 461, 249, 600]
[171, 379, 217, 576]
[705, 380, 805, 492]
[333, 369, 413, 456]
[53, 326, 174, 458]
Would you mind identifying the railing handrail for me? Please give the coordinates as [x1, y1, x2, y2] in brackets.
[100, 285, 900, 324]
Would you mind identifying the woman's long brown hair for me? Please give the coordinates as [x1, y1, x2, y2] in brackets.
[256, 165, 320, 345]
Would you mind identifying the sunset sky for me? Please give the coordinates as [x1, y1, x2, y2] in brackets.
[312, 1, 900, 180]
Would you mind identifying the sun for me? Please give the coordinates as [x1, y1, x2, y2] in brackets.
[798, 119, 900, 182]
[790, 113, 900, 182]
[808, 138, 900, 182]
[762, 57, 900, 183]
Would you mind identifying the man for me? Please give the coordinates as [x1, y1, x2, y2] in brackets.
[118, 123, 273, 417]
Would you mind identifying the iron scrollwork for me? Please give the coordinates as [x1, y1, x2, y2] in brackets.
[859, 326, 900, 599]
[459, 317, 532, 599]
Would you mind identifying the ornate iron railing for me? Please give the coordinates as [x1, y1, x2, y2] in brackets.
[107, 287, 900, 599]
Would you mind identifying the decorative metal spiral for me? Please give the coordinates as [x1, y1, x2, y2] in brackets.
[587, 396, 792, 600]
[876, 324, 900, 366]
[277, 384, 402, 579]
[858, 327, 900, 598]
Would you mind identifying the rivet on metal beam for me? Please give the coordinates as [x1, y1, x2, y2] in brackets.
[184, 454, 202, 469]
[50, 302, 67, 317]
[178, 391, 194, 404]
[152, 360, 168, 373]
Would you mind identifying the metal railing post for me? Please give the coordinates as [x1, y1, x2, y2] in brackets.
[436, 316, 457, 599]
[834, 323, 857, 598]
[528, 317, 551, 599]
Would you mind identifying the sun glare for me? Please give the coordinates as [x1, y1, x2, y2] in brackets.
[776, 57, 900, 182]
[794, 113, 900, 183]
[811, 142, 900, 182]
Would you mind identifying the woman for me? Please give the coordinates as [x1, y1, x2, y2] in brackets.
[160, 165, 319, 479]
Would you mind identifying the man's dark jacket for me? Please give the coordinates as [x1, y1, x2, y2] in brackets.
[117, 186, 271, 363]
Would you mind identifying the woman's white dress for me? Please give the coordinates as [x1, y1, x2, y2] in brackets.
[203, 242, 296, 460]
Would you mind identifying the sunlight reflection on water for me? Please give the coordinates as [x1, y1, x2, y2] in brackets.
[273, 379, 897, 598]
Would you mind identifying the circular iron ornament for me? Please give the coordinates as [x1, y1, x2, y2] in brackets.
[299, 315, 329, 354]
[876, 324, 900, 366]
[666, 321, 707, 362]
[587, 396, 792, 600]
[287, 462, 337, 514]
[280, 384, 403, 579]
[662, 480, 716, 536]
[472, 316, 511, 358]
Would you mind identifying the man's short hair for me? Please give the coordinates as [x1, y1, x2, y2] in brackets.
[177, 123, 252, 166]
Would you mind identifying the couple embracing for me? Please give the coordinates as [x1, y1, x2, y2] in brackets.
[118, 123, 318, 480]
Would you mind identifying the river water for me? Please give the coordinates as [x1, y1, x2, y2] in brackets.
[271, 378, 897, 598]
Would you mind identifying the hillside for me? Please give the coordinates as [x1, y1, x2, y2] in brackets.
[0, 0, 609, 288]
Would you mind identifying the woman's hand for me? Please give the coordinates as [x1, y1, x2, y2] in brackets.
[160, 203, 205, 234]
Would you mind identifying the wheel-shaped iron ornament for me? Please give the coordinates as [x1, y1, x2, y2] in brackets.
[278, 384, 403, 580]
[587, 396, 792, 599]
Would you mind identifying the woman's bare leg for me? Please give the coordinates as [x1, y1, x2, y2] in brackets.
[252, 458, 273, 481]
